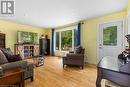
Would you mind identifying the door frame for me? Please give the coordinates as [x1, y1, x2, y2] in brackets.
[126, 11, 130, 47]
[97, 20, 125, 63]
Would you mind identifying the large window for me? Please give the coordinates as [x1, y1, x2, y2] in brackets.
[55, 27, 78, 51]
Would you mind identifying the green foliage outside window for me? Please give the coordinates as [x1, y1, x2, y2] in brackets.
[103, 26, 117, 46]
[61, 30, 72, 51]
[55, 29, 78, 51]
[56, 32, 59, 50]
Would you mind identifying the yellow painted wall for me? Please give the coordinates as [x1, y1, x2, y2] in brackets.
[50, 3, 129, 64]
[0, 20, 50, 52]
[81, 11, 126, 64]
[127, 0, 130, 15]
[53, 11, 127, 63]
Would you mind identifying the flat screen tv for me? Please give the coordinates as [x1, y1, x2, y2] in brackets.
[17, 31, 38, 44]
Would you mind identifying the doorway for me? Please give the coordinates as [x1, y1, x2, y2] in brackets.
[98, 21, 123, 61]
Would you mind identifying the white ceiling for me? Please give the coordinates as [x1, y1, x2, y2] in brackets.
[0, 0, 128, 28]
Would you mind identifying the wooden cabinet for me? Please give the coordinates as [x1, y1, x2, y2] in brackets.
[0, 33, 5, 48]
[15, 44, 39, 59]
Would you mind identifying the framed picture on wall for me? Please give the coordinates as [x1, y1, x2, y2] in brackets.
[17, 31, 38, 44]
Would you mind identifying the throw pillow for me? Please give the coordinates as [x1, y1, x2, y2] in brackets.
[1, 48, 13, 57]
[6, 54, 22, 62]
[6, 48, 13, 55]
[0, 50, 8, 65]
[1, 48, 22, 62]
[75, 46, 82, 54]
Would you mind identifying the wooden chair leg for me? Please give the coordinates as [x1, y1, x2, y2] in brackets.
[82, 66, 84, 69]
[31, 76, 34, 82]
[63, 64, 64, 68]
[81, 65, 84, 69]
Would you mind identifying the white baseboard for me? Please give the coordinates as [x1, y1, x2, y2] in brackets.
[85, 60, 97, 65]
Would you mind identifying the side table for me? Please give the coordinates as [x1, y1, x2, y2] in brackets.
[33, 55, 44, 67]
[0, 68, 24, 87]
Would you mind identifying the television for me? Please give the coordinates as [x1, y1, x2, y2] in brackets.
[17, 31, 38, 44]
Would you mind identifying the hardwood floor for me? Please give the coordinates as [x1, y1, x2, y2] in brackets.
[25, 56, 102, 87]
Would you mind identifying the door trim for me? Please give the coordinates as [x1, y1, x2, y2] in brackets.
[97, 20, 125, 64]
[126, 11, 130, 46]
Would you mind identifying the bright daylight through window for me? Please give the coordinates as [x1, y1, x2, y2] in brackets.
[55, 27, 78, 51]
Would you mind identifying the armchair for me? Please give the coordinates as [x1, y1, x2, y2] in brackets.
[63, 46, 85, 69]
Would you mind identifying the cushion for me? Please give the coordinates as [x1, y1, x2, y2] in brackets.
[1, 48, 13, 56]
[0, 50, 8, 65]
[6, 54, 22, 62]
[75, 46, 82, 54]
[6, 48, 13, 55]
[1, 48, 22, 62]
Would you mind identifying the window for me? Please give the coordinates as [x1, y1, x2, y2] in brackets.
[56, 32, 59, 50]
[55, 26, 78, 51]
[103, 26, 117, 46]
[61, 30, 72, 51]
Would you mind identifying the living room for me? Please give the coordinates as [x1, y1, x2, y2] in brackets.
[0, 0, 130, 87]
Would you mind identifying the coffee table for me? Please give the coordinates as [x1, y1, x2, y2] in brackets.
[0, 68, 24, 87]
[32, 55, 44, 67]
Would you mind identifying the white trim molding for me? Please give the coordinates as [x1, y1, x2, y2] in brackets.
[85, 60, 97, 65]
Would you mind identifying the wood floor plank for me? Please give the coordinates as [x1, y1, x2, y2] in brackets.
[25, 56, 101, 87]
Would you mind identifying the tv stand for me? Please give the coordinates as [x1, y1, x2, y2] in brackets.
[15, 44, 39, 59]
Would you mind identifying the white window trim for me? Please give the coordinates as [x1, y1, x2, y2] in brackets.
[55, 26, 77, 32]
[54, 26, 77, 52]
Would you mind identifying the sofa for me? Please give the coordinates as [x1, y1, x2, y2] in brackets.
[0, 48, 34, 81]
[63, 46, 85, 69]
